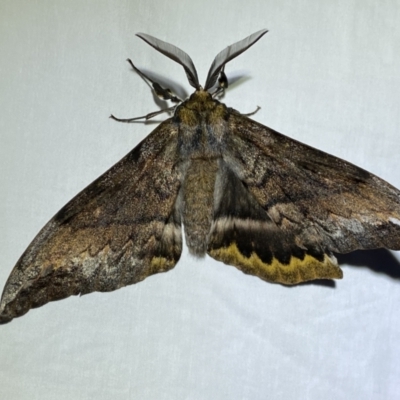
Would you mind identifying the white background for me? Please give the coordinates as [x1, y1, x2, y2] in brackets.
[1, 1, 400, 399]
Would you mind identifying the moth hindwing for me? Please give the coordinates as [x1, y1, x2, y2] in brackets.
[1, 29, 400, 324]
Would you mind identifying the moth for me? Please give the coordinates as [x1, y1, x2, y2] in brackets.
[1, 29, 400, 325]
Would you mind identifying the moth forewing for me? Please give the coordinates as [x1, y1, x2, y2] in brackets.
[0, 120, 183, 324]
[1, 30, 400, 324]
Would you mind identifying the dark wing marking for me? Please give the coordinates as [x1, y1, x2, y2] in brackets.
[204, 29, 268, 90]
[208, 160, 341, 284]
[0, 120, 182, 324]
[136, 33, 200, 89]
[208, 112, 400, 284]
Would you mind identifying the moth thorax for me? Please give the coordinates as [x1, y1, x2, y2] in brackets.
[182, 158, 219, 256]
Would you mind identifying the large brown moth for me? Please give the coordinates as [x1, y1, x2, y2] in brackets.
[1, 29, 400, 324]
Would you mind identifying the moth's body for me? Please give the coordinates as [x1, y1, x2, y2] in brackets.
[2, 30, 400, 324]
[177, 90, 227, 255]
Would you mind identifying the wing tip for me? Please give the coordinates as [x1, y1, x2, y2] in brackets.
[0, 316, 12, 325]
[0, 305, 14, 325]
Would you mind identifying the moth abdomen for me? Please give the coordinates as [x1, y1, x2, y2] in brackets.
[182, 158, 219, 256]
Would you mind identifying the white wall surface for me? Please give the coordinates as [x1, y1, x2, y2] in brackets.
[1, 1, 400, 399]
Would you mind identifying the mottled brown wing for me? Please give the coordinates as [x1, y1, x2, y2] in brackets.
[0, 120, 182, 324]
[208, 112, 400, 285]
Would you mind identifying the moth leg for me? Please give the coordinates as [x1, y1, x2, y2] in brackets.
[212, 67, 228, 98]
[110, 106, 176, 122]
[241, 106, 261, 117]
[127, 59, 182, 103]
[110, 59, 182, 122]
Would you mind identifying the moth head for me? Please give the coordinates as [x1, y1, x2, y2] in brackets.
[136, 29, 268, 93]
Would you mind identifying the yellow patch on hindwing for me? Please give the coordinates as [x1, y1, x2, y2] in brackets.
[150, 256, 176, 272]
[209, 243, 342, 285]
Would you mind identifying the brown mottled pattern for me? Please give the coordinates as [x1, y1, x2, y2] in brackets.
[3, 89, 400, 324]
[0, 121, 182, 324]
[222, 113, 400, 254]
[2, 30, 400, 323]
